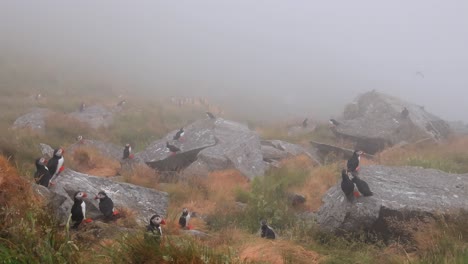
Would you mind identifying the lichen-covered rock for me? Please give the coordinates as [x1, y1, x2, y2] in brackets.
[138, 118, 266, 179]
[69, 105, 115, 129]
[316, 165, 468, 234]
[36, 169, 168, 226]
[261, 140, 321, 165]
[334, 91, 452, 153]
[12, 108, 49, 132]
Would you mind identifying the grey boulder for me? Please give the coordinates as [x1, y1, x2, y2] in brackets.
[139, 118, 266, 179]
[261, 140, 321, 165]
[69, 105, 115, 129]
[334, 91, 452, 154]
[34, 169, 168, 226]
[12, 108, 49, 132]
[316, 165, 468, 234]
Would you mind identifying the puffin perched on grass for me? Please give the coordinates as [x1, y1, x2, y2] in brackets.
[260, 219, 276, 239]
[178, 208, 191, 229]
[123, 144, 132, 159]
[71, 191, 92, 229]
[95, 191, 119, 220]
[146, 214, 166, 238]
[34, 157, 52, 188]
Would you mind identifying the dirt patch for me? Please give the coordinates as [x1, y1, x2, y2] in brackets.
[240, 239, 320, 264]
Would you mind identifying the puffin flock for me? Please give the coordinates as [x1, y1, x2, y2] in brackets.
[32, 111, 231, 239]
[33, 108, 374, 239]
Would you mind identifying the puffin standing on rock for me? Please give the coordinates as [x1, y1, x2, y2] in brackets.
[47, 148, 65, 181]
[76, 135, 84, 144]
[340, 169, 354, 199]
[347, 150, 363, 177]
[34, 157, 53, 187]
[206, 112, 216, 119]
[71, 191, 92, 229]
[173, 128, 185, 141]
[352, 176, 373, 197]
[166, 142, 180, 155]
[329, 119, 340, 126]
[95, 191, 119, 220]
[123, 144, 132, 159]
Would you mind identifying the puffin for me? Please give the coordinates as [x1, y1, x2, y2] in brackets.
[260, 219, 276, 239]
[71, 191, 89, 229]
[340, 169, 354, 199]
[166, 142, 180, 155]
[117, 99, 127, 106]
[123, 144, 131, 159]
[47, 148, 65, 181]
[76, 135, 84, 144]
[206, 112, 216, 119]
[352, 176, 373, 196]
[302, 118, 308, 128]
[401, 107, 409, 118]
[178, 208, 190, 229]
[329, 119, 340, 126]
[173, 128, 185, 141]
[347, 150, 363, 176]
[79, 102, 86, 112]
[34, 157, 52, 187]
[95, 191, 119, 219]
[146, 214, 166, 236]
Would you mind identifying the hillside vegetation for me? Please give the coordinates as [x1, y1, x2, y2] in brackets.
[0, 88, 467, 263]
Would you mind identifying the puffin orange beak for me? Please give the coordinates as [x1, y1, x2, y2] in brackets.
[161, 219, 166, 225]
[82, 193, 88, 198]
[94, 195, 98, 200]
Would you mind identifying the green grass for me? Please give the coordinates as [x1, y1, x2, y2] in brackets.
[103, 234, 241, 264]
[404, 155, 468, 174]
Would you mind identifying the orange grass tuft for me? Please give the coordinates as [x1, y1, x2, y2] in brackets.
[290, 165, 339, 211]
[240, 238, 320, 264]
[70, 146, 121, 177]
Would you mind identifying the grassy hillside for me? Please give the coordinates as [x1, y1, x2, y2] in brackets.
[0, 86, 467, 263]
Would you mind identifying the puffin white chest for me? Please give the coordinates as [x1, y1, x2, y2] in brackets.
[81, 201, 86, 219]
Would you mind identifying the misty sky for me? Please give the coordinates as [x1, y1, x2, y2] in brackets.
[0, 1, 467, 121]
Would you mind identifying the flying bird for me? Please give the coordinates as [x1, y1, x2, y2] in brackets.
[415, 71, 425, 78]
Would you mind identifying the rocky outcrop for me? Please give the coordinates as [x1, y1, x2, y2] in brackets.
[316, 165, 468, 236]
[261, 140, 321, 165]
[310, 141, 375, 163]
[333, 91, 452, 154]
[137, 118, 266, 179]
[69, 105, 116, 129]
[449, 121, 468, 135]
[68, 139, 124, 161]
[12, 108, 49, 132]
[33, 169, 169, 226]
[39, 143, 55, 158]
